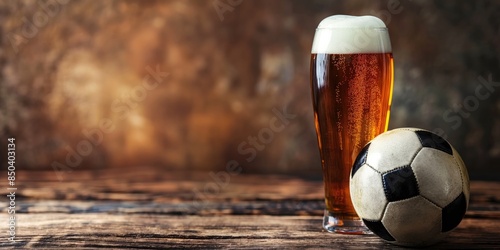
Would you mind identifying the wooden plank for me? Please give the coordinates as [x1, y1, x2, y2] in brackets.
[1, 214, 498, 249]
[3, 200, 324, 216]
[7, 170, 500, 204]
[10, 170, 325, 202]
[1, 169, 499, 248]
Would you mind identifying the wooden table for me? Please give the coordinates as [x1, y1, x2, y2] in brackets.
[1, 168, 499, 249]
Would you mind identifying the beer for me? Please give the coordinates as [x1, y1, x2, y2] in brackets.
[311, 53, 394, 214]
[310, 15, 393, 233]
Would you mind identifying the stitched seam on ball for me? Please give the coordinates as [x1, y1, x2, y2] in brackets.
[365, 163, 381, 174]
[420, 194, 442, 209]
[382, 171, 389, 201]
[381, 165, 407, 174]
[409, 145, 423, 166]
[380, 163, 413, 175]
[451, 149, 465, 197]
[382, 201, 389, 221]
[410, 147, 423, 195]
[380, 199, 389, 222]
[452, 148, 468, 210]
[379, 147, 422, 176]
[383, 192, 421, 204]
[415, 130, 426, 146]
[400, 128, 420, 132]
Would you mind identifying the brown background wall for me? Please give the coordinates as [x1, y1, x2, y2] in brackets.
[0, 0, 499, 180]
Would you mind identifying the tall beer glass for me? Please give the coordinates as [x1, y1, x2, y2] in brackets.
[310, 15, 394, 234]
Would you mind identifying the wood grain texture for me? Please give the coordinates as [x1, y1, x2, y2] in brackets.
[0, 168, 499, 249]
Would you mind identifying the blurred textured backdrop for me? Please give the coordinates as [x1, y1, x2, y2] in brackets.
[0, 0, 499, 180]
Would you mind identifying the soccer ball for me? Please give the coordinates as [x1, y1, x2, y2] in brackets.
[349, 128, 470, 247]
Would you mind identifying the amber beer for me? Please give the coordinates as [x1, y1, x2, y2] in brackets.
[310, 15, 393, 234]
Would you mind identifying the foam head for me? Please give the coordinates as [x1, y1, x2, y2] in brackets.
[311, 15, 392, 54]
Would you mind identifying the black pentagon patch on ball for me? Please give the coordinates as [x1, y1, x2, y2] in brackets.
[382, 165, 419, 202]
[442, 192, 467, 232]
[363, 219, 395, 241]
[351, 143, 370, 178]
[415, 130, 453, 155]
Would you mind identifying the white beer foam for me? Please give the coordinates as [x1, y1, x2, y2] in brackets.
[311, 15, 392, 54]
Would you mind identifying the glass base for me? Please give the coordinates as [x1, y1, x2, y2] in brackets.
[323, 210, 373, 235]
